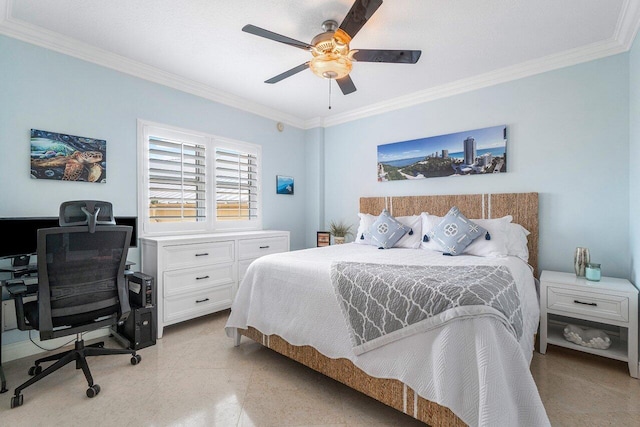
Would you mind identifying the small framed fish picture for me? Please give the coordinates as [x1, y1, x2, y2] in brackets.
[276, 175, 294, 195]
[30, 129, 106, 183]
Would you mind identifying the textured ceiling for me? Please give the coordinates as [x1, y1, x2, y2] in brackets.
[2, 0, 639, 128]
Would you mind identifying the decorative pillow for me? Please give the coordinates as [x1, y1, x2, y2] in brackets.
[422, 212, 513, 258]
[394, 215, 422, 249]
[365, 209, 410, 249]
[355, 213, 377, 245]
[427, 207, 487, 256]
[464, 215, 512, 258]
[506, 222, 531, 262]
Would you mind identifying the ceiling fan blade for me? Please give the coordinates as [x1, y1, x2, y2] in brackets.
[353, 49, 422, 64]
[242, 24, 313, 50]
[336, 75, 357, 95]
[339, 0, 383, 40]
[265, 62, 310, 84]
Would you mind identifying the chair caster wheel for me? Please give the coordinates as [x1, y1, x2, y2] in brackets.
[28, 365, 42, 376]
[130, 354, 142, 365]
[11, 394, 24, 408]
[86, 384, 100, 398]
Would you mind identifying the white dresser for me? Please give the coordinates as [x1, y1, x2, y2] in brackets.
[140, 230, 289, 338]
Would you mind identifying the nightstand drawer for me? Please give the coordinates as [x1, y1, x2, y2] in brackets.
[547, 286, 629, 323]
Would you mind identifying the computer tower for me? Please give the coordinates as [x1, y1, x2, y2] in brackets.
[116, 306, 156, 350]
[128, 272, 155, 308]
[113, 272, 157, 350]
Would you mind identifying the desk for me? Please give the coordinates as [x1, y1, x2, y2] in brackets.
[0, 261, 135, 394]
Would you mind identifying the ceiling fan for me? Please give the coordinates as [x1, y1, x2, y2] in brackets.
[242, 0, 421, 95]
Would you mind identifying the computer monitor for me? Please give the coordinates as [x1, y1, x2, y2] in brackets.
[0, 216, 138, 266]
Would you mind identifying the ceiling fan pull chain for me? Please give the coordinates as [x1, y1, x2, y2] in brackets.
[328, 79, 332, 110]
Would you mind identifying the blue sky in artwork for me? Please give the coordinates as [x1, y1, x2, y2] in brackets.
[377, 125, 506, 162]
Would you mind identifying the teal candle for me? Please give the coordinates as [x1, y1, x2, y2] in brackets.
[585, 263, 601, 282]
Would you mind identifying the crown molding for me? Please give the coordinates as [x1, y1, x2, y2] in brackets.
[0, 0, 306, 129]
[311, 1, 640, 128]
[615, 0, 640, 50]
[319, 36, 629, 128]
[2, 0, 639, 131]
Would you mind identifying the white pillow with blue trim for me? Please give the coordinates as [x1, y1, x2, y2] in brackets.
[428, 206, 487, 256]
[420, 212, 443, 251]
[365, 209, 411, 249]
[355, 213, 377, 245]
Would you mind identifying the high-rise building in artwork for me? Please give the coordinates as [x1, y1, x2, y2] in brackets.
[442, 149, 449, 158]
[463, 137, 476, 165]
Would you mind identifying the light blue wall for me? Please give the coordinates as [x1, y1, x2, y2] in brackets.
[0, 35, 308, 251]
[0, 35, 307, 345]
[631, 31, 640, 286]
[322, 54, 630, 278]
[304, 127, 325, 248]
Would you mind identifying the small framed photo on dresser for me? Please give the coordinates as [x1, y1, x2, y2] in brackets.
[317, 231, 330, 247]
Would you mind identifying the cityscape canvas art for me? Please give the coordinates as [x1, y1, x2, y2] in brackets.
[377, 125, 507, 181]
[30, 129, 107, 183]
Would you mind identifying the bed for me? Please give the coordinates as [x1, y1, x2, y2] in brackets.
[225, 192, 550, 426]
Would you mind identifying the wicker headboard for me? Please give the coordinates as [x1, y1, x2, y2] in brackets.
[359, 193, 539, 275]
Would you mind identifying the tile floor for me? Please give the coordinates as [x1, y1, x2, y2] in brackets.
[0, 309, 638, 426]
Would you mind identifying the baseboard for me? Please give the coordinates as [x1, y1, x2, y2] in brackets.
[1, 328, 111, 363]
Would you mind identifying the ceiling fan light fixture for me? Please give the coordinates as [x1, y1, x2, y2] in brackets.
[243, 0, 421, 94]
[309, 53, 353, 80]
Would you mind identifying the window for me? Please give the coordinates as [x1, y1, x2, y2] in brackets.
[138, 120, 261, 236]
[148, 135, 206, 224]
[215, 147, 258, 222]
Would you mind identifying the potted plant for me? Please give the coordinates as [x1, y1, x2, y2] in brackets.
[328, 220, 354, 244]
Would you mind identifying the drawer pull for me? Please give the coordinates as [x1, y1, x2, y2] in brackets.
[195, 298, 210, 303]
[195, 275, 210, 280]
[259, 245, 270, 249]
[195, 253, 209, 257]
[573, 299, 597, 307]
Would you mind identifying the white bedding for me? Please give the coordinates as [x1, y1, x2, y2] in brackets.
[225, 243, 550, 427]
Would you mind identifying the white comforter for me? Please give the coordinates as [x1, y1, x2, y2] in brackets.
[225, 244, 550, 427]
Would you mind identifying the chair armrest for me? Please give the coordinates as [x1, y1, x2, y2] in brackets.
[6, 281, 36, 331]
[117, 283, 131, 325]
[5, 280, 38, 299]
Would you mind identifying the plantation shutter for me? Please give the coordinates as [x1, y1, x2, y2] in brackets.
[147, 136, 206, 223]
[215, 147, 258, 221]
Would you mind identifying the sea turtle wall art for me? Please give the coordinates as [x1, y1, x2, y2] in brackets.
[30, 129, 107, 183]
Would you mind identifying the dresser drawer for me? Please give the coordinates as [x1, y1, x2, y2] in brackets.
[238, 236, 288, 260]
[164, 285, 234, 323]
[547, 286, 629, 323]
[164, 264, 235, 297]
[162, 240, 234, 270]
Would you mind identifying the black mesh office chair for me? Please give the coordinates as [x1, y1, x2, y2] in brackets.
[8, 201, 141, 408]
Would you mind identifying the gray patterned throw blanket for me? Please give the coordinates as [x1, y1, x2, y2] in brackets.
[330, 263, 523, 355]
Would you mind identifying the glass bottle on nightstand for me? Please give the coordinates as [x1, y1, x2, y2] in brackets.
[585, 263, 601, 282]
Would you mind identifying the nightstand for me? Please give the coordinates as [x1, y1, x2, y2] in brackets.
[539, 270, 638, 378]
